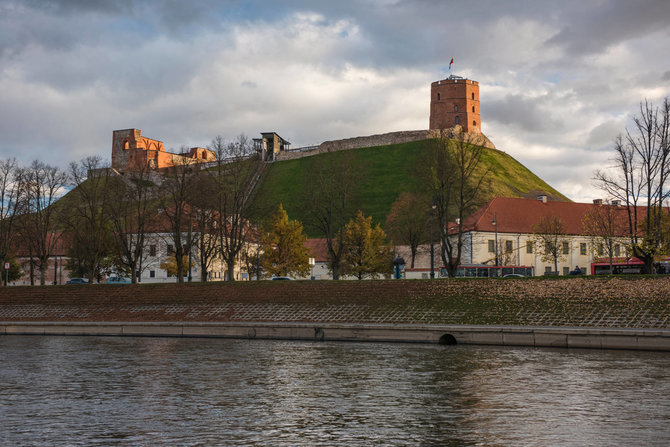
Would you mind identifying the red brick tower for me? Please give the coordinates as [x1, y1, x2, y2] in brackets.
[429, 76, 481, 133]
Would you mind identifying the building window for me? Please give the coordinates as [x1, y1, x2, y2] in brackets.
[597, 243, 604, 256]
[580, 243, 587, 255]
[150, 270, 155, 278]
[562, 242, 569, 255]
[472, 92, 475, 100]
[454, 105, 459, 112]
[526, 242, 533, 253]
[136, 270, 140, 279]
[472, 106, 475, 113]
[473, 120, 477, 127]
[149, 245, 156, 256]
[544, 266, 552, 274]
[563, 267, 570, 276]
[123, 140, 129, 150]
[505, 240, 513, 253]
[614, 244, 620, 256]
[455, 116, 460, 124]
[167, 244, 174, 254]
[488, 240, 495, 253]
[437, 93, 441, 100]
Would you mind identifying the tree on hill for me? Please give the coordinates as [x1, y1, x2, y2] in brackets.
[532, 215, 569, 274]
[385, 192, 430, 268]
[341, 210, 392, 280]
[62, 156, 116, 282]
[419, 132, 490, 277]
[107, 162, 155, 283]
[301, 151, 361, 280]
[260, 204, 310, 278]
[209, 134, 266, 281]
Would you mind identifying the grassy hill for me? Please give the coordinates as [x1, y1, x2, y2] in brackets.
[253, 139, 568, 237]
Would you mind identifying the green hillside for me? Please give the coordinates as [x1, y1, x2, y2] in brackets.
[253, 139, 568, 237]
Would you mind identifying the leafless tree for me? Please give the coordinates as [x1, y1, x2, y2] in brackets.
[594, 97, 670, 273]
[582, 201, 628, 273]
[532, 215, 569, 274]
[301, 151, 360, 280]
[107, 162, 155, 283]
[18, 161, 68, 285]
[419, 131, 490, 277]
[0, 158, 23, 286]
[385, 192, 430, 268]
[159, 152, 197, 283]
[209, 134, 264, 281]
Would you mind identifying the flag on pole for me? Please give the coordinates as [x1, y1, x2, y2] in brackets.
[449, 57, 454, 70]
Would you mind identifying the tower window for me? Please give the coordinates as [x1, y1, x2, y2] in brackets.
[123, 140, 130, 150]
[437, 93, 440, 100]
[473, 120, 476, 126]
[471, 93, 475, 100]
[455, 116, 460, 124]
[454, 105, 458, 112]
[472, 106, 475, 113]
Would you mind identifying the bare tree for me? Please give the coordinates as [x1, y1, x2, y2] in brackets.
[582, 201, 629, 274]
[385, 192, 429, 268]
[594, 97, 670, 273]
[301, 151, 360, 280]
[420, 131, 490, 277]
[532, 216, 569, 274]
[62, 157, 116, 282]
[107, 162, 155, 283]
[159, 152, 197, 283]
[18, 161, 68, 285]
[0, 158, 23, 286]
[209, 135, 264, 281]
[189, 170, 220, 282]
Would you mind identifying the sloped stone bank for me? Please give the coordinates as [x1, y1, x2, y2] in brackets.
[1, 277, 669, 329]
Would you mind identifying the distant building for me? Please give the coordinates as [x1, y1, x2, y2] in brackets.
[253, 132, 291, 161]
[111, 128, 215, 172]
[429, 75, 481, 133]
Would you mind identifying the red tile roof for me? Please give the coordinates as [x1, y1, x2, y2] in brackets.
[456, 197, 638, 236]
[304, 238, 329, 262]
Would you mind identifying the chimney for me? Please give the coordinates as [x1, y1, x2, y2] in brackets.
[593, 199, 602, 205]
[537, 195, 548, 203]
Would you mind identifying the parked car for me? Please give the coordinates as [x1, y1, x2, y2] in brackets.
[271, 276, 294, 281]
[66, 278, 89, 285]
[106, 276, 131, 284]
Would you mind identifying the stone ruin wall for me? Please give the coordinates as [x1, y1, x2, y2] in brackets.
[274, 128, 496, 162]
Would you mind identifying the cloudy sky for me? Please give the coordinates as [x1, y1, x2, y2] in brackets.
[1, 0, 669, 202]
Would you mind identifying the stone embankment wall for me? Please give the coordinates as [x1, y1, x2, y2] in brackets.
[1, 277, 668, 329]
[275, 128, 496, 162]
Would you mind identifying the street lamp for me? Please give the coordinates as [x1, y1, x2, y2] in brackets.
[430, 204, 436, 279]
[492, 212, 499, 267]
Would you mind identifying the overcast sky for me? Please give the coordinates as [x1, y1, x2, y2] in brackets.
[1, 0, 669, 202]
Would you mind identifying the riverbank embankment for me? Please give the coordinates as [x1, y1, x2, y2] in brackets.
[2, 277, 669, 350]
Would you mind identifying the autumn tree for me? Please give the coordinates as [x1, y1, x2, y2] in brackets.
[260, 204, 310, 277]
[209, 135, 265, 281]
[419, 132, 490, 277]
[532, 216, 569, 274]
[160, 253, 189, 278]
[341, 210, 392, 280]
[302, 151, 360, 279]
[385, 192, 429, 268]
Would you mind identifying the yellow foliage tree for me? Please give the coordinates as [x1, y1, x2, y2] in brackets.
[341, 210, 392, 280]
[160, 253, 189, 279]
[260, 204, 310, 278]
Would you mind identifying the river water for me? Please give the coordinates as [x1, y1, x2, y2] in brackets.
[1, 336, 669, 446]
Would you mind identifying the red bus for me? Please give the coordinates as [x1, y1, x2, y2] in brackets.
[590, 257, 645, 275]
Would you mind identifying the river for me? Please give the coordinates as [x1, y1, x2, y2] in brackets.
[1, 335, 669, 446]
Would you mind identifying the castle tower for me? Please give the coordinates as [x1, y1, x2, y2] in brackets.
[429, 76, 481, 133]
